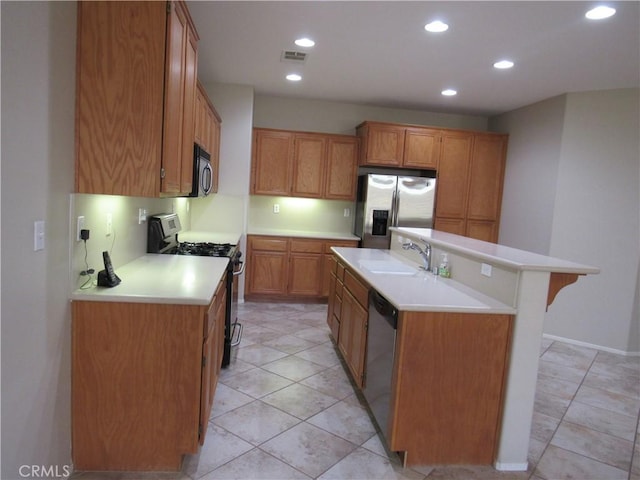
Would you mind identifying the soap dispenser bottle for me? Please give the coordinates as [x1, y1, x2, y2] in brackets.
[438, 253, 451, 278]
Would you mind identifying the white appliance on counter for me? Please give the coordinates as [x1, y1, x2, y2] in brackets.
[355, 174, 437, 249]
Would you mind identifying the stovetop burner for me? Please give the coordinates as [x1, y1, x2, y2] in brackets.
[176, 241, 236, 258]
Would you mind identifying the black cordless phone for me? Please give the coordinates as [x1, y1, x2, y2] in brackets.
[97, 251, 121, 287]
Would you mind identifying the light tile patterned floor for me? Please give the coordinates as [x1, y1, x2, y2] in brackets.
[72, 302, 640, 480]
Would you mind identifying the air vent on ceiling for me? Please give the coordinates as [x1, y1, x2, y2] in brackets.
[281, 50, 308, 63]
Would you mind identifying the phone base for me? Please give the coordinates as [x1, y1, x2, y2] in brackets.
[97, 269, 121, 287]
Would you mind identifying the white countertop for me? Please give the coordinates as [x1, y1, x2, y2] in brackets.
[248, 228, 360, 242]
[393, 228, 600, 274]
[70, 255, 229, 305]
[179, 230, 242, 245]
[332, 247, 517, 314]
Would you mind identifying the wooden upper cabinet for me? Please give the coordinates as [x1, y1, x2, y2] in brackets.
[292, 134, 327, 198]
[76, 1, 198, 197]
[326, 136, 359, 200]
[403, 128, 440, 169]
[435, 131, 473, 219]
[358, 121, 441, 169]
[195, 81, 222, 193]
[357, 122, 405, 166]
[251, 128, 358, 200]
[251, 129, 294, 195]
[466, 134, 507, 222]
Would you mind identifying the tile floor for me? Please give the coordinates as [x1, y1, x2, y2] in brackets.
[73, 302, 640, 480]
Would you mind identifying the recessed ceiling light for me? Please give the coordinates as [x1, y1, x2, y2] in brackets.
[585, 5, 616, 20]
[494, 60, 515, 69]
[441, 89, 457, 96]
[424, 20, 449, 33]
[294, 37, 315, 48]
[286, 73, 302, 82]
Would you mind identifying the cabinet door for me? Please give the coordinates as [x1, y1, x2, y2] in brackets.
[338, 290, 354, 361]
[289, 253, 324, 296]
[211, 115, 221, 193]
[248, 251, 288, 295]
[194, 88, 205, 148]
[292, 134, 326, 198]
[251, 129, 293, 195]
[466, 220, 498, 243]
[435, 132, 473, 219]
[467, 134, 507, 222]
[161, 1, 189, 194]
[435, 217, 466, 236]
[75, 2, 166, 197]
[349, 297, 368, 389]
[179, 26, 198, 194]
[326, 136, 359, 200]
[403, 128, 440, 169]
[360, 123, 405, 166]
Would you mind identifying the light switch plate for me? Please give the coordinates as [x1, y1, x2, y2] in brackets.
[481, 263, 492, 277]
[34, 220, 45, 251]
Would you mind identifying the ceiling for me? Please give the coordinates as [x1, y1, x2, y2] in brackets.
[188, 1, 640, 117]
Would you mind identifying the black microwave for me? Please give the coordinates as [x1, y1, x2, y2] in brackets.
[189, 144, 213, 197]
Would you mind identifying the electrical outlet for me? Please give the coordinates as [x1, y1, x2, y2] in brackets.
[481, 263, 492, 277]
[273, 203, 280, 214]
[76, 216, 85, 242]
[138, 208, 147, 225]
[34, 220, 45, 251]
[344, 208, 350, 217]
[106, 212, 113, 236]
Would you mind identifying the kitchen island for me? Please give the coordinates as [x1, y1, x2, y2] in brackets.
[329, 227, 598, 470]
[70, 254, 229, 471]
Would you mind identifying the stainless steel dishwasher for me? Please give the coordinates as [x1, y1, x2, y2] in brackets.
[363, 289, 398, 444]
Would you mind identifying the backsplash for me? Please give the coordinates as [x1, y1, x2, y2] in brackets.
[248, 195, 355, 235]
[69, 194, 191, 292]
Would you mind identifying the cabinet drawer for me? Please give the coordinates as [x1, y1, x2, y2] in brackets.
[290, 239, 324, 253]
[344, 269, 369, 308]
[250, 237, 288, 252]
[336, 262, 345, 281]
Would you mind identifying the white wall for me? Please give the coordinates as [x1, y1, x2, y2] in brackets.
[253, 95, 488, 134]
[491, 95, 566, 254]
[546, 89, 639, 353]
[1, 2, 76, 477]
[491, 88, 640, 353]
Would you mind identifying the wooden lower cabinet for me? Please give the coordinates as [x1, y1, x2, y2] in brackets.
[72, 279, 226, 471]
[246, 235, 357, 299]
[327, 253, 514, 467]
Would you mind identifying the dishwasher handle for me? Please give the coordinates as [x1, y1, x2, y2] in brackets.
[369, 290, 398, 329]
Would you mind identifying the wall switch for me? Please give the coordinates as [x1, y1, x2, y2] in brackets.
[76, 216, 85, 242]
[106, 212, 113, 236]
[344, 208, 350, 217]
[481, 263, 492, 277]
[273, 203, 280, 214]
[34, 220, 45, 251]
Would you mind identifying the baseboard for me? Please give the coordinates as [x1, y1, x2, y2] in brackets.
[543, 333, 640, 357]
[494, 461, 528, 471]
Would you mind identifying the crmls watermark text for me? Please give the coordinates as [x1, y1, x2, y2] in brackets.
[18, 465, 72, 478]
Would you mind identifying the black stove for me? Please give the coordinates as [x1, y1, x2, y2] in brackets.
[147, 213, 243, 368]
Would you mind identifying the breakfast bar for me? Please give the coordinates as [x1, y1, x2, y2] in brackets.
[329, 227, 599, 470]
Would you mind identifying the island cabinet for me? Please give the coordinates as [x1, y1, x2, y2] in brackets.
[251, 128, 359, 200]
[75, 1, 198, 197]
[246, 235, 358, 299]
[194, 81, 222, 193]
[356, 121, 440, 169]
[329, 260, 369, 388]
[434, 132, 507, 243]
[71, 278, 226, 471]
[388, 311, 513, 465]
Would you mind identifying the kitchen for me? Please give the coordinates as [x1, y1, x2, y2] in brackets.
[1, 1, 639, 480]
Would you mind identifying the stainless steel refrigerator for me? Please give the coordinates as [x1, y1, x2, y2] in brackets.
[355, 174, 437, 249]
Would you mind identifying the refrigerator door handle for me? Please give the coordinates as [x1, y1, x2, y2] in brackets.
[394, 190, 400, 227]
[390, 190, 397, 228]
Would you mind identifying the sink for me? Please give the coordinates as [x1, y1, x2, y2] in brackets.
[359, 259, 418, 275]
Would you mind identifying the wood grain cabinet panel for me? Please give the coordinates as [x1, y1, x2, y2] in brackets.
[195, 81, 222, 193]
[251, 129, 294, 195]
[71, 290, 228, 471]
[357, 122, 406, 166]
[252, 128, 359, 200]
[467, 134, 508, 222]
[76, 1, 198, 197]
[403, 127, 440, 169]
[435, 131, 473, 219]
[246, 235, 357, 299]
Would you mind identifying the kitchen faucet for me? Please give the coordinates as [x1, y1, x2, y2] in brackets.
[402, 241, 432, 272]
